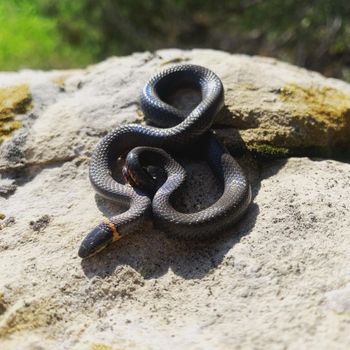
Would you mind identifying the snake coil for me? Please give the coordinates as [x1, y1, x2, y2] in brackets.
[78, 64, 251, 258]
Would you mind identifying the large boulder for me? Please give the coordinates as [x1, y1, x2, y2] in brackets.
[0, 50, 349, 349]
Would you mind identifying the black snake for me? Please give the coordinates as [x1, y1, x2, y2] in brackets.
[78, 64, 252, 258]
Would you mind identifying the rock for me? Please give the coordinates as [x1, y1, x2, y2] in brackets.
[326, 283, 350, 313]
[0, 49, 349, 169]
[0, 50, 350, 349]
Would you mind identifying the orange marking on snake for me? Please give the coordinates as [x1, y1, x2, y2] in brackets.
[103, 218, 121, 241]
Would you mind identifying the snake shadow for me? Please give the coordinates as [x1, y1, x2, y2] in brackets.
[80, 125, 291, 280]
[81, 156, 262, 280]
[81, 203, 259, 280]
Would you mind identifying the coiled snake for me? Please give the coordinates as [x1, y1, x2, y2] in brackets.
[78, 64, 252, 258]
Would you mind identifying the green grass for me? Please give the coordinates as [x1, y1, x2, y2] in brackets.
[0, 0, 94, 70]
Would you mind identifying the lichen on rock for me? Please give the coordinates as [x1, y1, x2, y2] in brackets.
[279, 83, 350, 151]
[0, 298, 59, 338]
[0, 84, 32, 144]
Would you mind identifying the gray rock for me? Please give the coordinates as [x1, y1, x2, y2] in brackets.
[0, 50, 350, 349]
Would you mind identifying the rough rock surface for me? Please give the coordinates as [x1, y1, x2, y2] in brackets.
[0, 49, 350, 349]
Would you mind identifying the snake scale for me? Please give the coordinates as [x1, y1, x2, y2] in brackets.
[78, 64, 252, 258]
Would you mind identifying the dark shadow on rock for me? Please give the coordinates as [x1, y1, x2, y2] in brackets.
[257, 158, 289, 181]
[214, 127, 249, 157]
[80, 151, 297, 282]
[310, 154, 350, 164]
[80, 89, 290, 281]
[81, 202, 259, 280]
[80, 145, 291, 280]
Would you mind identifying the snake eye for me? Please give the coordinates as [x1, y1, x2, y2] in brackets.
[78, 223, 114, 258]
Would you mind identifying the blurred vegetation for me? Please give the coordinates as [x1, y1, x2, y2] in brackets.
[1, 0, 350, 81]
[0, 0, 94, 69]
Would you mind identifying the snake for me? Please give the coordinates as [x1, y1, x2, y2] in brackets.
[78, 64, 252, 258]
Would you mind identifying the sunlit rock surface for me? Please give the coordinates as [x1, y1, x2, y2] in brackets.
[0, 50, 349, 349]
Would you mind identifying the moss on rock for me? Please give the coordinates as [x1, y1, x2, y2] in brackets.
[247, 143, 290, 158]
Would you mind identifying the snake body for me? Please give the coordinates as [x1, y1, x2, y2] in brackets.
[78, 64, 252, 258]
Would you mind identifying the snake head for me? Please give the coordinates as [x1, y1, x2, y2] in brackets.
[123, 147, 167, 197]
[78, 222, 116, 258]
